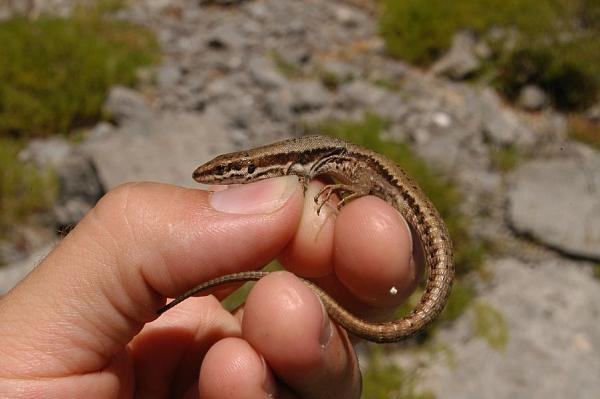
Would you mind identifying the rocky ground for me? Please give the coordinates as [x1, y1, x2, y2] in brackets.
[1, 0, 599, 398]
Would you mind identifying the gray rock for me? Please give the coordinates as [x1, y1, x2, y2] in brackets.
[420, 257, 600, 399]
[517, 84, 547, 111]
[201, 0, 246, 5]
[0, 241, 24, 265]
[508, 155, 600, 260]
[206, 24, 246, 50]
[320, 60, 359, 82]
[53, 198, 94, 228]
[474, 40, 492, 60]
[82, 111, 234, 189]
[480, 89, 533, 147]
[288, 81, 330, 112]
[104, 86, 153, 125]
[585, 102, 600, 123]
[54, 152, 103, 227]
[19, 137, 72, 168]
[333, 5, 363, 28]
[432, 31, 480, 80]
[248, 56, 287, 89]
[339, 80, 388, 108]
[0, 0, 33, 19]
[17, 137, 102, 229]
[157, 63, 182, 87]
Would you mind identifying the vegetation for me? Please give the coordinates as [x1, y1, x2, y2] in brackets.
[0, 6, 158, 139]
[472, 302, 508, 350]
[0, 138, 58, 236]
[592, 264, 600, 280]
[362, 346, 434, 399]
[0, 1, 158, 251]
[271, 51, 303, 79]
[489, 144, 521, 172]
[568, 116, 600, 150]
[379, 0, 599, 110]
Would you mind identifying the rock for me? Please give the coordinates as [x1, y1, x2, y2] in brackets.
[517, 84, 548, 111]
[479, 88, 533, 147]
[82, 111, 234, 189]
[53, 152, 103, 228]
[0, 0, 33, 19]
[104, 86, 153, 125]
[53, 198, 94, 228]
[585, 103, 600, 123]
[420, 257, 600, 399]
[432, 31, 480, 80]
[19, 137, 72, 168]
[206, 24, 246, 50]
[156, 63, 182, 87]
[339, 80, 388, 108]
[288, 81, 330, 112]
[333, 5, 363, 28]
[0, 241, 24, 265]
[320, 60, 359, 83]
[248, 56, 287, 89]
[508, 155, 600, 260]
[18, 137, 103, 229]
[474, 40, 492, 60]
[201, 0, 246, 5]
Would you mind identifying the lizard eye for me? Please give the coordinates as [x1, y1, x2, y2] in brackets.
[247, 163, 256, 174]
[215, 165, 226, 175]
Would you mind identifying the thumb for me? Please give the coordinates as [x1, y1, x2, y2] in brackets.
[0, 177, 302, 378]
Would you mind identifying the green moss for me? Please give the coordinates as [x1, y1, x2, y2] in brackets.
[489, 144, 521, 172]
[0, 138, 58, 237]
[0, 10, 158, 138]
[362, 345, 435, 399]
[439, 280, 476, 322]
[271, 51, 303, 79]
[592, 264, 600, 280]
[372, 78, 403, 92]
[472, 301, 508, 350]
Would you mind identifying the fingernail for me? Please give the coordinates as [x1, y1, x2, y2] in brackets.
[319, 300, 333, 347]
[209, 176, 298, 214]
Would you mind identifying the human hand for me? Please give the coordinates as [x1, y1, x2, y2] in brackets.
[0, 175, 418, 398]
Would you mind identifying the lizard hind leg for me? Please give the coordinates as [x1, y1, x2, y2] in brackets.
[313, 183, 368, 215]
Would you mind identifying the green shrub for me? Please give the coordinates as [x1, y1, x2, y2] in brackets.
[379, 0, 599, 110]
[379, 0, 453, 65]
[496, 45, 598, 110]
[0, 12, 158, 138]
[362, 345, 435, 399]
[0, 138, 58, 236]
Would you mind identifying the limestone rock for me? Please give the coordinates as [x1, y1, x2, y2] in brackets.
[508, 155, 600, 260]
[432, 31, 480, 80]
